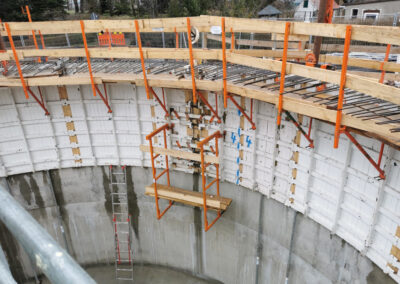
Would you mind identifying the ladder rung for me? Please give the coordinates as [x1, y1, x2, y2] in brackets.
[111, 192, 127, 195]
[111, 182, 127, 185]
[117, 278, 133, 281]
[113, 202, 128, 205]
[111, 172, 125, 175]
[117, 268, 133, 272]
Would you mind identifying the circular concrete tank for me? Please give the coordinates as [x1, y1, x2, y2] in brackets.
[0, 167, 393, 284]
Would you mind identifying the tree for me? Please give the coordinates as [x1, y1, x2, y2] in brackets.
[0, 0, 66, 21]
[73, 0, 79, 13]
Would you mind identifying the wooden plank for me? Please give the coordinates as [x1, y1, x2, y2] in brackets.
[145, 183, 232, 210]
[1, 16, 400, 45]
[387, 263, 399, 274]
[396, 226, 400, 238]
[320, 55, 400, 73]
[140, 145, 219, 164]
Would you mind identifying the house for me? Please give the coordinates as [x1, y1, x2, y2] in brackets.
[294, 0, 340, 21]
[342, 0, 400, 21]
[258, 5, 282, 19]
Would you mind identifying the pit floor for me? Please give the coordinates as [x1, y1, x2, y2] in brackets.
[28, 264, 217, 283]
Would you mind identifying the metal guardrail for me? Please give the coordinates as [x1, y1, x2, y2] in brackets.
[0, 185, 96, 284]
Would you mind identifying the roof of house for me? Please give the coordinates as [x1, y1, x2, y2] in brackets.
[258, 5, 282, 16]
[343, 0, 398, 5]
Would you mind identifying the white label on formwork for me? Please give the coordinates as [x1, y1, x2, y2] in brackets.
[210, 26, 222, 35]
[152, 27, 164, 32]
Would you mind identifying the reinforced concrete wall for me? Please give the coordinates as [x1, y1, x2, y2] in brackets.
[0, 167, 393, 284]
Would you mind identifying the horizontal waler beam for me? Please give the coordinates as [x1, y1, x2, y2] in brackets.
[139, 145, 219, 164]
[1, 74, 399, 147]
[2, 15, 400, 45]
[1, 47, 400, 106]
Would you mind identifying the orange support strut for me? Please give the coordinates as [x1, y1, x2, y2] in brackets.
[379, 44, 391, 84]
[5, 23, 29, 99]
[277, 22, 291, 126]
[186, 18, 197, 104]
[333, 25, 352, 149]
[230, 28, 235, 51]
[146, 123, 173, 219]
[174, 27, 179, 49]
[222, 18, 228, 108]
[135, 20, 151, 100]
[197, 131, 222, 231]
[25, 5, 46, 63]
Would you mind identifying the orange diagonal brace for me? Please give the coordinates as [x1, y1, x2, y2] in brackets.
[334, 25, 352, 149]
[186, 17, 197, 104]
[4, 23, 29, 99]
[379, 44, 391, 84]
[277, 22, 290, 126]
[80, 20, 97, 98]
[135, 20, 151, 100]
[222, 18, 228, 108]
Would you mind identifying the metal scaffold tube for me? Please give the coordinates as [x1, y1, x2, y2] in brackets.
[0, 185, 95, 284]
[0, 243, 16, 284]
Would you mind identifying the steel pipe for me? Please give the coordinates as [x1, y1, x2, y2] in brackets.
[0, 243, 16, 284]
[0, 185, 95, 284]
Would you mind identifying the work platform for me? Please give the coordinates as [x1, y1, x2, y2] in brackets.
[145, 184, 232, 211]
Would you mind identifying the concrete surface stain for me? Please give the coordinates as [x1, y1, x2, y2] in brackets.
[126, 166, 140, 239]
[49, 169, 76, 258]
[29, 174, 47, 219]
[9, 174, 32, 206]
[192, 173, 203, 275]
[367, 263, 394, 284]
[101, 167, 113, 220]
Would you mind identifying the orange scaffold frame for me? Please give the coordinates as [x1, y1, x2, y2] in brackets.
[146, 123, 224, 231]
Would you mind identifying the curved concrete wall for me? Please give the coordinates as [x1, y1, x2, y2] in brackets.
[0, 167, 393, 283]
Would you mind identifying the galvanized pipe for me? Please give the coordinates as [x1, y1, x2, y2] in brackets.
[0, 185, 95, 284]
[0, 243, 17, 284]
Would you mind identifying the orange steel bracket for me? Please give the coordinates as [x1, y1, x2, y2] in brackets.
[277, 22, 291, 126]
[196, 91, 221, 123]
[135, 20, 151, 100]
[146, 123, 173, 219]
[197, 131, 222, 231]
[186, 18, 197, 104]
[227, 94, 256, 130]
[230, 28, 235, 51]
[80, 21, 112, 113]
[379, 44, 391, 84]
[285, 111, 314, 148]
[333, 25, 352, 149]
[340, 127, 385, 179]
[150, 87, 170, 117]
[222, 18, 228, 108]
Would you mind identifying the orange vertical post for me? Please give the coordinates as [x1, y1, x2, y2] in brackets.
[25, 5, 42, 63]
[186, 18, 197, 104]
[230, 27, 235, 51]
[334, 25, 352, 149]
[4, 23, 29, 99]
[221, 18, 228, 108]
[135, 20, 151, 100]
[277, 22, 291, 126]
[174, 27, 179, 49]
[379, 44, 391, 84]
[80, 20, 97, 97]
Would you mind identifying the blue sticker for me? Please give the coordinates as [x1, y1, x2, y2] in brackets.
[236, 170, 240, 177]
[238, 128, 241, 137]
[238, 109, 241, 116]
[237, 143, 240, 150]
[236, 177, 240, 185]
[236, 157, 240, 164]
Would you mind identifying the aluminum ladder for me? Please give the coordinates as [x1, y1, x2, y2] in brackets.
[109, 165, 133, 281]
